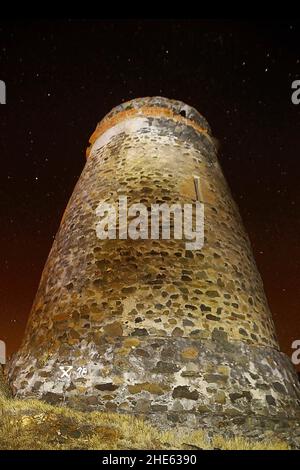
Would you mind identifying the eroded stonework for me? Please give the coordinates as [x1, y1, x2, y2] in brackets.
[0, 365, 11, 398]
[8, 97, 300, 425]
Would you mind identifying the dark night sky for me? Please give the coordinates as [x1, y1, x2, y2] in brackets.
[0, 19, 299, 370]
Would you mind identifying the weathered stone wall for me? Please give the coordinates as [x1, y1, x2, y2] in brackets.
[8, 97, 300, 424]
[0, 365, 11, 398]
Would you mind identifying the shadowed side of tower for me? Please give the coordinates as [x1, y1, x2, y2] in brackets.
[8, 97, 300, 428]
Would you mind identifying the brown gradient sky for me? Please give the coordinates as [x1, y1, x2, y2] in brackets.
[0, 20, 299, 370]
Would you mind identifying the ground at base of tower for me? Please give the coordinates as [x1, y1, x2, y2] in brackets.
[0, 395, 299, 450]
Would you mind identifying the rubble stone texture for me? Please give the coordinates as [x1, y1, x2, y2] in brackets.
[0, 365, 11, 398]
[8, 97, 300, 427]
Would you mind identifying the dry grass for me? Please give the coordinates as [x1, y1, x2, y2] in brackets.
[211, 435, 290, 450]
[0, 396, 291, 450]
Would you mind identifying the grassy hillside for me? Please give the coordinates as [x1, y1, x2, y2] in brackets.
[0, 396, 291, 450]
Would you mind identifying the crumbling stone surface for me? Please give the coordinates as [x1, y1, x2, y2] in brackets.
[8, 335, 300, 420]
[0, 365, 11, 398]
[8, 97, 300, 427]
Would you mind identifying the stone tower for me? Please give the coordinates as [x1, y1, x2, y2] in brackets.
[9, 97, 300, 428]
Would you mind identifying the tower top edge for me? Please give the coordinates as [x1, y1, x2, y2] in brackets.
[86, 97, 212, 158]
[102, 96, 211, 131]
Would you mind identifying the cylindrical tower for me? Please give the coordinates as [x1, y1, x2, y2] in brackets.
[9, 97, 300, 427]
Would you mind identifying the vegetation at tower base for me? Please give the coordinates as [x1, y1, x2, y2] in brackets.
[0, 395, 299, 450]
[6, 97, 300, 446]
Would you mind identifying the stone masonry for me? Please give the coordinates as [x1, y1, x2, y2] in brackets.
[8, 97, 300, 428]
